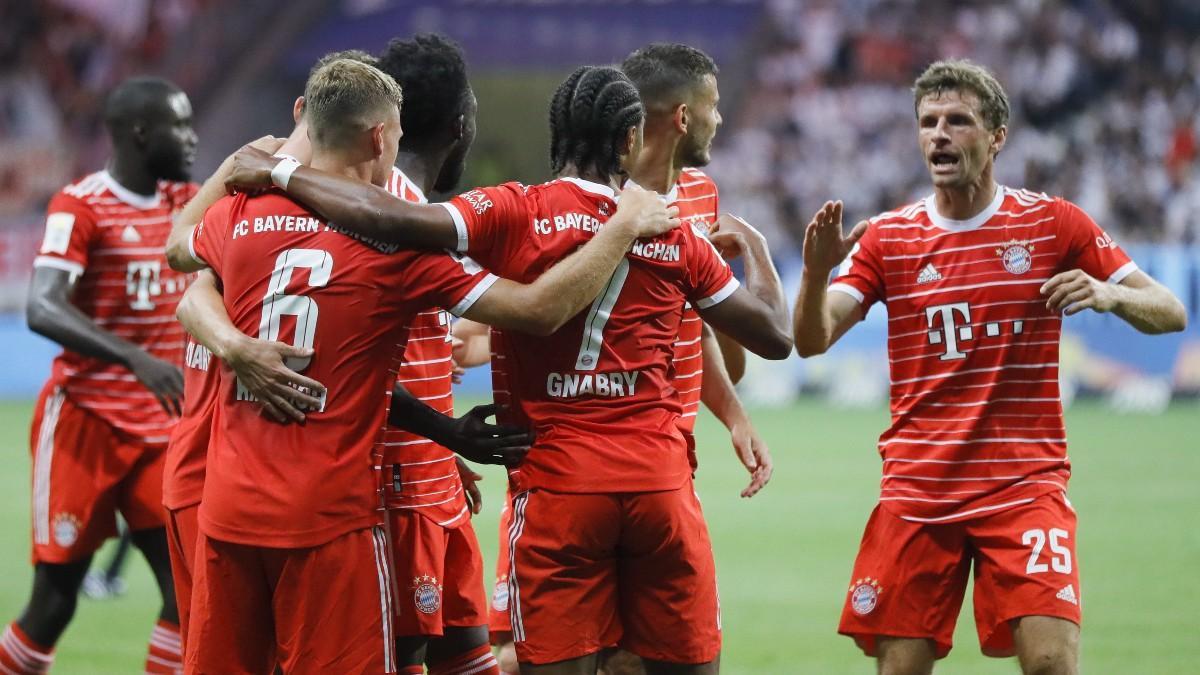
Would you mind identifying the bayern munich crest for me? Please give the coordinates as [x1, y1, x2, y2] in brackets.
[52, 513, 81, 547]
[996, 239, 1035, 275]
[412, 575, 443, 615]
[492, 576, 510, 612]
[849, 577, 883, 616]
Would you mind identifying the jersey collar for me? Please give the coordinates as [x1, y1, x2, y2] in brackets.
[924, 185, 1005, 232]
[623, 178, 679, 204]
[561, 176, 617, 202]
[393, 167, 428, 204]
[98, 171, 162, 210]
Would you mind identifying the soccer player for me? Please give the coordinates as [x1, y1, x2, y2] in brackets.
[1, 77, 198, 675]
[223, 64, 793, 675]
[173, 58, 679, 674]
[793, 60, 1187, 675]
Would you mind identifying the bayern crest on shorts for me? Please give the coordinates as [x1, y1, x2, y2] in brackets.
[996, 239, 1035, 275]
[492, 576, 510, 612]
[412, 575, 443, 615]
[52, 513, 80, 547]
[849, 577, 882, 615]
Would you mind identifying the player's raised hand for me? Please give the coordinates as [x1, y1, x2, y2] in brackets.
[223, 338, 327, 423]
[128, 352, 184, 417]
[729, 418, 773, 498]
[1040, 269, 1117, 316]
[614, 183, 682, 238]
[709, 213, 766, 261]
[446, 403, 533, 467]
[803, 200, 867, 274]
[456, 458, 484, 514]
[223, 145, 277, 194]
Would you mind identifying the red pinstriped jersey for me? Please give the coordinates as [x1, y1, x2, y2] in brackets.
[830, 186, 1135, 523]
[35, 171, 197, 444]
[163, 336, 218, 509]
[380, 167, 467, 527]
[442, 177, 739, 494]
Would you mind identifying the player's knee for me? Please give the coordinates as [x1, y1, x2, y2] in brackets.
[1019, 643, 1077, 675]
[876, 639, 935, 675]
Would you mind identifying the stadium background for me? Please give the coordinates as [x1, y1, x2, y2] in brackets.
[0, 0, 1196, 672]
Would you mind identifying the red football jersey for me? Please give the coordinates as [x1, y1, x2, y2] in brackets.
[162, 336, 218, 509]
[441, 177, 739, 494]
[189, 190, 497, 548]
[380, 167, 468, 527]
[829, 187, 1136, 523]
[34, 171, 197, 444]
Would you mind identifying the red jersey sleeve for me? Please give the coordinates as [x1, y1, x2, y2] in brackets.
[437, 183, 530, 256]
[189, 196, 237, 277]
[33, 193, 99, 277]
[828, 221, 886, 309]
[1057, 199, 1136, 283]
[400, 251, 500, 317]
[684, 223, 740, 308]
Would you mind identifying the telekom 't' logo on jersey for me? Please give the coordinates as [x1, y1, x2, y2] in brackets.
[126, 261, 162, 311]
[926, 301, 1026, 360]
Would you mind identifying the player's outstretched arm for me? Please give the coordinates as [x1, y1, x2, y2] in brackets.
[27, 267, 184, 415]
[459, 184, 681, 336]
[1041, 269, 1187, 334]
[700, 324, 772, 498]
[387, 388, 532, 467]
[176, 272, 326, 422]
[166, 136, 283, 272]
[793, 200, 866, 357]
[223, 147, 460, 250]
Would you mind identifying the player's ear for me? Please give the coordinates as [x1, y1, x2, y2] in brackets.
[369, 123, 386, 158]
[991, 124, 1007, 157]
[674, 103, 689, 135]
[452, 113, 466, 142]
[293, 97, 305, 125]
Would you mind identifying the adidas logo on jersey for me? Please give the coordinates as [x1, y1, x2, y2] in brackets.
[1056, 584, 1078, 605]
[916, 263, 942, 284]
[121, 225, 141, 243]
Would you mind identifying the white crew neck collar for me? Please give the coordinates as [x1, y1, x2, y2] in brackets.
[623, 178, 678, 204]
[561, 176, 617, 201]
[98, 170, 161, 210]
[924, 185, 1005, 232]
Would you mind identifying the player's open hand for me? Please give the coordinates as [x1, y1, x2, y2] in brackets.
[456, 458, 484, 514]
[729, 418, 773, 498]
[709, 214, 766, 261]
[1041, 269, 1117, 316]
[223, 337, 327, 423]
[615, 183, 681, 239]
[128, 352, 184, 417]
[803, 200, 867, 275]
[447, 403, 533, 467]
[224, 145, 277, 194]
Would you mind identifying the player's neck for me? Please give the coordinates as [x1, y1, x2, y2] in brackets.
[309, 153, 374, 185]
[106, 154, 158, 196]
[559, 164, 623, 194]
[395, 147, 447, 195]
[933, 175, 998, 221]
[630, 137, 683, 195]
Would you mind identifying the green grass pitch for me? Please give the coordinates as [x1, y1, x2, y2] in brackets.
[0, 398, 1196, 673]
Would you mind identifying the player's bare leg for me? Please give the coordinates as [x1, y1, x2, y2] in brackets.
[14, 558, 92, 646]
[640, 655, 718, 675]
[494, 639, 519, 674]
[1011, 616, 1079, 675]
[875, 638, 935, 675]
[130, 528, 179, 624]
[520, 653, 600, 675]
[599, 648, 644, 675]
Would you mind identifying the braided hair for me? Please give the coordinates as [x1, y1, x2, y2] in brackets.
[548, 66, 644, 181]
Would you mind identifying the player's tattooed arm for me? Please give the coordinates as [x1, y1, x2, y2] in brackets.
[27, 267, 185, 415]
[176, 272, 326, 423]
[222, 146, 460, 250]
[387, 389, 531, 467]
[793, 200, 866, 357]
[167, 137, 284, 272]
[459, 183, 681, 335]
[1040, 269, 1187, 334]
[700, 324, 772, 498]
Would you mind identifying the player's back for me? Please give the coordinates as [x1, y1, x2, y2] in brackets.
[445, 177, 737, 493]
[190, 190, 494, 547]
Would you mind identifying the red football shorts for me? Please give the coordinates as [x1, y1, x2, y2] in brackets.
[29, 385, 167, 564]
[488, 493, 514, 644]
[387, 509, 487, 637]
[507, 482, 721, 665]
[839, 491, 1082, 658]
[166, 504, 199, 648]
[186, 526, 396, 675]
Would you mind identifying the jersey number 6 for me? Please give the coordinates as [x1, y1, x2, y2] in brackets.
[259, 248, 333, 371]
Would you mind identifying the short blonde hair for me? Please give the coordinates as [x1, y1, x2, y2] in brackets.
[304, 58, 403, 149]
[913, 59, 1009, 130]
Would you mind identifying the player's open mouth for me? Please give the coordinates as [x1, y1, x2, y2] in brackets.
[930, 152, 959, 171]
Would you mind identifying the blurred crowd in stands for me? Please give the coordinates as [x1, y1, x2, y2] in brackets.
[710, 0, 1200, 249]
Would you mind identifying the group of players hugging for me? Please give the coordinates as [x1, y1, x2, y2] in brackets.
[0, 29, 1185, 675]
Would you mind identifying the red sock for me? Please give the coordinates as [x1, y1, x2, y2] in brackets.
[0, 623, 53, 675]
[144, 619, 183, 674]
[427, 643, 500, 675]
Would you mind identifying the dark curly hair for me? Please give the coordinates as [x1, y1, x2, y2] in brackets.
[621, 43, 718, 110]
[377, 33, 471, 146]
[548, 66, 644, 180]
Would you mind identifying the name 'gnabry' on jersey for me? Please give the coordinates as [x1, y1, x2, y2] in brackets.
[829, 187, 1136, 523]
